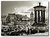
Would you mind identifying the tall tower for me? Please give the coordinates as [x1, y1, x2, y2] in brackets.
[30, 12, 34, 25]
[30, 12, 33, 21]
[33, 2, 46, 26]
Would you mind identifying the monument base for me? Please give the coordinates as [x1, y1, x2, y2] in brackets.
[32, 22, 47, 33]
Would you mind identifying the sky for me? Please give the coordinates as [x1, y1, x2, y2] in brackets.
[1, 1, 48, 18]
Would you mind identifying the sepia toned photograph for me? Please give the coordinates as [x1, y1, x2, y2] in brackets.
[1, 1, 49, 36]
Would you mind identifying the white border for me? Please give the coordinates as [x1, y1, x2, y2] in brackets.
[0, 0, 49, 37]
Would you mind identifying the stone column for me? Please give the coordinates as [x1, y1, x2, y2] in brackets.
[37, 11, 38, 23]
[41, 10, 45, 23]
[43, 10, 45, 23]
[35, 11, 37, 23]
[38, 10, 40, 23]
[40, 10, 41, 22]
[41, 10, 42, 22]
